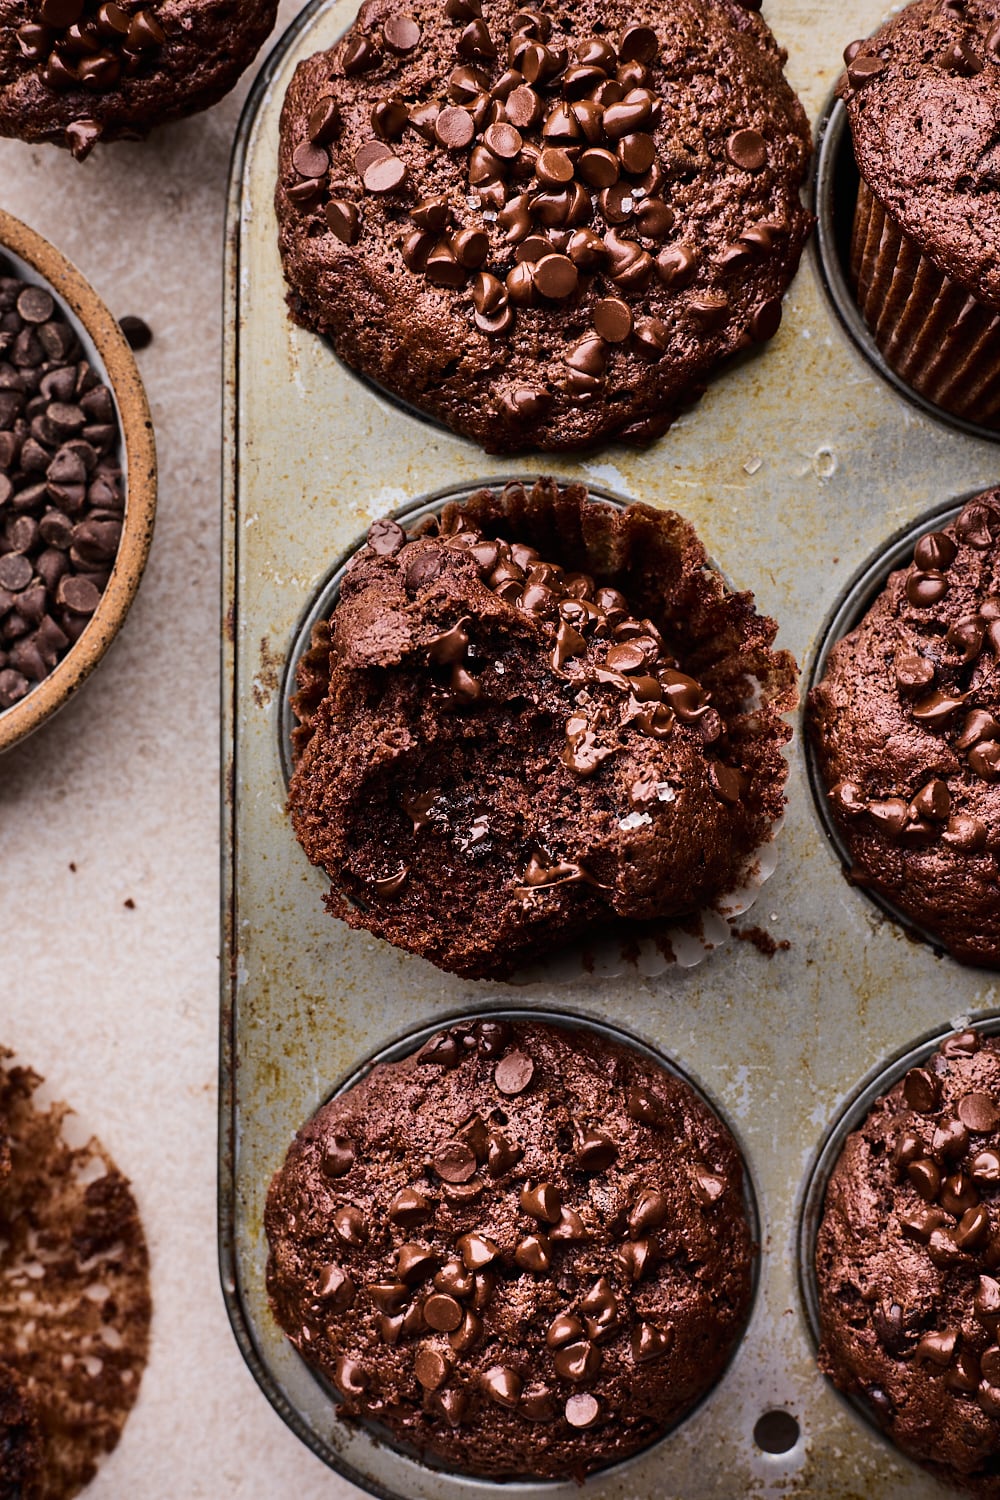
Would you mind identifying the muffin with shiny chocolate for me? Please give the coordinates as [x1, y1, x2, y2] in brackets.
[808, 492, 1000, 968]
[0, 0, 278, 159]
[288, 479, 797, 980]
[276, 0, 812, 452]
[839, 1, 1000, 428]
[266, 1017, 755, 1479]
[817, 1027, 1000, 1495]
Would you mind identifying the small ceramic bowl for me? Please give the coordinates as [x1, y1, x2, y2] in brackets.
[0, 207, 156, 754]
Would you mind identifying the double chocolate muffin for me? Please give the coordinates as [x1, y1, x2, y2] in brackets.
[289, 480, 797, 980]
[266, 1018, 755, 1479]
[839, 0, 1000, 428]
[808, 492, 1000, 968]
[0, 1361, 41, 1499]
[817, 1027, 1000, 1495]
[276, 0, 813, 452]
[0, 0, 279, 159]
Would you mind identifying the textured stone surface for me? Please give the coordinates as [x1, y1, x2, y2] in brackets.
[267, 1019, 754, 1478]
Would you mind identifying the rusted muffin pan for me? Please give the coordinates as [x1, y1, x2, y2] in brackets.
[222, 1, 1000, 1496]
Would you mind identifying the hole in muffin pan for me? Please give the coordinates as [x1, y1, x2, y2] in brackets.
[280, 1005, 762, 1489]
[803, 490, 990, 962]
[753, 1409, 800, 1455]
[796, 1015, 1000, 1447]
[812, 96, 1000, 446]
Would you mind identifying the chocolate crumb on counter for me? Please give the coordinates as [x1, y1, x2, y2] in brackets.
[266, 1019, 754, 1479]
[0, 259, 125, 713]
[276, 0, 813, 452]
[733, 924, 790, 956]
[117, 315, 152, 351]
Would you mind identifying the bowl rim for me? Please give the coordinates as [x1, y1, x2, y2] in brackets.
[0, 205, 157, 755]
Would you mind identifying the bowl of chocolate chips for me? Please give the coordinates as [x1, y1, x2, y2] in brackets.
[0, 206, 156, 753]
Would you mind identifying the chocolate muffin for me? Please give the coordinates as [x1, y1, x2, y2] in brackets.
[816, 1027, 1000, 1495]
[276, 0, 813, 452]
[0, 1361, 41, 1500]
[808, 492, 1000, 968]
[266, 1017, 755, 1479]
[839, 1, 1000, 428]
[0, 0, 279, 159]
[289, 480, 797, 980]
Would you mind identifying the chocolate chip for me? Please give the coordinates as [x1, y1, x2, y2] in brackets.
[495, 1049, 535, 1094]
[520, 1181, 562, 1223]
[435, 105, 476, 149]
[117, 314, 152, 351]
[846, 53, 886, 86]
[316, 1263, 356, 1310]
[482, 1365, 522, 1406]
[414, 1344, 452, 1390]
[424, 1292, 464, 1331]
[554, 1340, 601, 1381]
[626, 1083, 663, 1124]
[321, 1135, 356, 1177]
[455, 1232, 499, 1269]
[628, 1187, 668, 1234]
[959, 1094, 1000, 1133]
[573, 1131, 617, 1171]
[514, 1233, 551, 1271]
[532, 254, 578, 299]
[433, 1139, 477, 1183]
[325, 200, 360, 245]
[565, 1393, 600, 1428]
[332, 1204, 368, 1246]
[396, 1242, 438, 1283]
[363, 154, 408, 193]
[384, 13, 421, 51]
[592, 297, 632, 342]
[334, 1356, 369, 1399]
[367, 517, 406, 556]
[631, 1321, 672, 1362]
[726, 129, 767, 171]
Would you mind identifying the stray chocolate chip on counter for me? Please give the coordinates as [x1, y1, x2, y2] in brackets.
[117, 315, 153, 351]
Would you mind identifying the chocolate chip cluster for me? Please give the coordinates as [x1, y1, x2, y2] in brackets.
[266, 1019, 751, 1477]
[286, 0, 789, 417]
[0, 264, 124, 711]
[872, 1031, 1000, 1423]
[829, 498, 999, 856]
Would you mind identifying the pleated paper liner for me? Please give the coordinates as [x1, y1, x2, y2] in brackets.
[851, 180, 1000, 431]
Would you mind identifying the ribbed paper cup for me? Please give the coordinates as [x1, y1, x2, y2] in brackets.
[850, 180, 1000, 431]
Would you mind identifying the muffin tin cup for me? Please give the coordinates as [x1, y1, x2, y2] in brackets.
[261, 1006, 761, 1495]
[813, 96, 1000, 445]
[279, 479, 788, 981]
[0, 208, 157, 755]
[222, 2, 1000, 1496]
[797, 1014, 1000, 1443]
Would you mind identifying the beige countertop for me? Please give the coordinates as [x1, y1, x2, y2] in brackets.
[0, 4, 358, 1491]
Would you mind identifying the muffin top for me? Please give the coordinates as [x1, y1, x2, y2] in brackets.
[817, 1027, 1000, 1495]
[276, 0, 812, 452]
[289, 480, 796, 980]
[266, 1018, 754, 1479]
[839, 0, 1000, 310]
[0, 0, 278, 157]
[808, 492, 1000, 968]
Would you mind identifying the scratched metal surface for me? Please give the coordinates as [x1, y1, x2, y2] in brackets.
[221, 2, 1000, 1495]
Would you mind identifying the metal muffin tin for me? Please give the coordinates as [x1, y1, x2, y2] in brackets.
[221, 2, 1000, 1495]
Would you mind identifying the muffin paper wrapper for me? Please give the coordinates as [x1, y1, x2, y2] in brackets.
[851, 180, 1000, 430]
